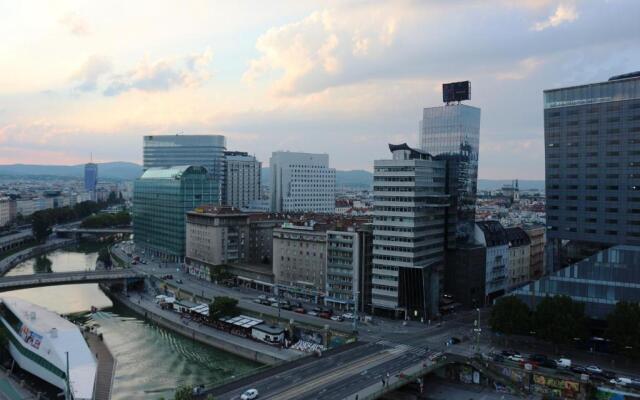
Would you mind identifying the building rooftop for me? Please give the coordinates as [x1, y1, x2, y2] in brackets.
[476, 220, 508, 247]
[189, 205, 247, 217]
[505, 227, 531, 247]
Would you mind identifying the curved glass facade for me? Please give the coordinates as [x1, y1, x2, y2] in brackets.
[133, 166, 217, 261]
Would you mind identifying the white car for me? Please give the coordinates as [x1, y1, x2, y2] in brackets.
[330, 315, 343, 321]
[508, 354, 524, 362]
[342, 313, 355, 320]
[267, 297, 278, 303]
[586, 365, 602, 374]
[241, 388, 259, 400]
[307, 311, 318, 316]
[610, 377, 633, 386]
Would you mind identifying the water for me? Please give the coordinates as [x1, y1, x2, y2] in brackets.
[3, 242, 260, 399]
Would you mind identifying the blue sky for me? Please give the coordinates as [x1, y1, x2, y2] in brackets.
[0, 0, 639, 179]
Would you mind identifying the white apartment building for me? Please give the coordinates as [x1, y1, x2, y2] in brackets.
[223, 151, 261, 209]
[371, 144, 449, 320]
[270, 151, 336, 213]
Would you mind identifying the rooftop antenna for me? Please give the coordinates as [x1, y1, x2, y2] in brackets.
[90, 152, 93, 163]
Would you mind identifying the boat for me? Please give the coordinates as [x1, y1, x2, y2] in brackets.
[0, 297, 97, 399]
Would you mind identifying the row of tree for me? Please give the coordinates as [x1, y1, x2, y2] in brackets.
[31, 197, 122, 241]
[80, 211, 131, 228]
[490, 296, 640, 358]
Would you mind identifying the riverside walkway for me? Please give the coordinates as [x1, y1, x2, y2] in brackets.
[111, 291, 303, 365]
[85, 332, 116, 400]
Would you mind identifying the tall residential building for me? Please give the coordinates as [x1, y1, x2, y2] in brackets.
[143, 135, 226, 201]
[505, 227, 531, 290]
[525, 225, 545, 280]
[223, 151, 261, 209]
[325, 224, 373, 313]
[0, 198, 13, 227]
[270, 151, 336, 213]
[272, 223, 327, 303]
[474, 221, 509, 303]
[371, 144, 449, 319]
[544, 72, 640, 270]
[84, 163, 98, 201]
[419, 104, 481, 244]
[133, 166, 217, 262]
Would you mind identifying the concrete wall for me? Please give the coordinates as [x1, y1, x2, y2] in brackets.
[110, 293, 287, 365]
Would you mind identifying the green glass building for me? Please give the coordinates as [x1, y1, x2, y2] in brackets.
[133, 165, 217, 261]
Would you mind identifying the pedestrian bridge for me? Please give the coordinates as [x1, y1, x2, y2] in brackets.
[0, 269, 144, 292]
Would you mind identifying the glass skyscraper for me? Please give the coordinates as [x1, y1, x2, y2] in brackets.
[419, 104, 481, 244]
[133, 166, 217, 261]
[143, 135, 226, 201]
[84, 163, 98, 201]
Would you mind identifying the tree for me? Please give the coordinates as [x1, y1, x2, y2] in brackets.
[34, 255, 52, 274]
[489, 296, 532, 335]
[534, 295, 586, 346]
[31, 211, 52, 241]
[173, 385, 193, 400]
[97, 247, 112, 268]
[209, 296, 239, 321]
[606, 301, 640, 359]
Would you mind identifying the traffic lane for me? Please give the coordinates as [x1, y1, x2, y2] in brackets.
[305, 352, 426, 400]
[214, 343, 391, 400]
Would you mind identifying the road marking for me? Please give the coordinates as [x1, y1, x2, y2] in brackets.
[265, 346, 408, 400]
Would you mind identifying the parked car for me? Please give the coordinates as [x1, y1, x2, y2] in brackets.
[556, 358, 572, 368]
[528, 354, 548, 364]
[259, 299, 271, 305]
[342, 313, 355, 320]
[501, 350, 519, 357]
[586, 365, 603, 374]
[319, 312, 331, 319]
[293, 307, 306, 314]
[175, 279, 183, 284]
[330, 315, 343, 321]
[270, 302, 279, 307]
[280, 304, 292, 311]
[253, 298, 262, 304]
[610, 377, 634, 386]
[570, 365, 587, 374]
[508, 354, 524, 362]
[267, 297, 277, 303]
[307, 311, 318, 316]
[492, 353, 505, 362]
[598, 370, 617, 380]
[541, 359, 557, 369]
[258, 295, 267, 300]
[240, 388, 259, 400]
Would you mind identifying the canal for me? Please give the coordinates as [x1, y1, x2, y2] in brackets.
[3, 242, 260, 399]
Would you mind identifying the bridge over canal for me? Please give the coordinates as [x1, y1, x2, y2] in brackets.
[0, 269, 144, 292]
[53, 227, 133, 238]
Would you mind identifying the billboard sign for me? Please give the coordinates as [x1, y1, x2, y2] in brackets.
[443, 81, 471, 103]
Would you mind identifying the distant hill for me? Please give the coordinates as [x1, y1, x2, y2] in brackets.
[478, 179, 545, 191]
[0, 162, 143, 180]
[261, 168, 373, 188]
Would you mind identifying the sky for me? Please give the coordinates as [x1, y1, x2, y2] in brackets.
[1, 0, 639, 179]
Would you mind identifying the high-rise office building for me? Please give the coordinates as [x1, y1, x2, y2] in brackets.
[371, 144, 449, 319]
[544, 72, 640, 270]
[84, 163, 98, 201]
[133, 166, 217, 261]
[223, 151, 261, 209]
[143, 135, 226, 201]
[270, 151, 336, 213]
[419, 104, 481, 244]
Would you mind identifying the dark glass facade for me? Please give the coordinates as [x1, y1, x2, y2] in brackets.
[513, 245, 640, 319]
[84, 163, 98, 195]
[133, 166, 217, 261]
[420, 104, 481, 245]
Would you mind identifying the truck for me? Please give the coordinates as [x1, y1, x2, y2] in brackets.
[557, 358, 572, 368]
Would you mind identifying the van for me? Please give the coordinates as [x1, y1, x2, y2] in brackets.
[557, 358, 572, 368]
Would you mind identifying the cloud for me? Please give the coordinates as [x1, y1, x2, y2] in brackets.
[59, 12, 91, 36]
[71, 55, 112, 92]
[495, 57, 544, 80]
[532, 3, 578, 31]
[104, 48, 213, 96]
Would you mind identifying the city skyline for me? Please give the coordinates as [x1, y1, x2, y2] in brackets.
[1, 1, 639, 180]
